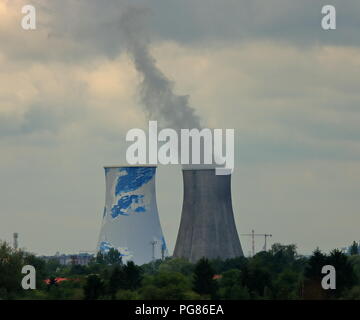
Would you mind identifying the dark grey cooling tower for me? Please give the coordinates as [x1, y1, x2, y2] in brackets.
[173, 168, 243, 263]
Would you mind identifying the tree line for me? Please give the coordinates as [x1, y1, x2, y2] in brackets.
[1, 240, 360, 300]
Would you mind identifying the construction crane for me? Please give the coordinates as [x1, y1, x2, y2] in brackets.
[240, 230, 272, 257]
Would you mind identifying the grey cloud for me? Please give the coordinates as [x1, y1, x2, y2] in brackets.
[150, 0, 360, 46]
[6, 0, 360, 63]
[0, 103, 84, 138]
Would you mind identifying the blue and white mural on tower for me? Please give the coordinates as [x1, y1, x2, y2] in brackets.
[97, 166, 168, 265]
[110, 167, 155, 218]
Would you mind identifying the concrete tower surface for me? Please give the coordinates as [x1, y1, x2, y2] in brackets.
[97, 166, 167, 265]
[173, 168, 243, 263]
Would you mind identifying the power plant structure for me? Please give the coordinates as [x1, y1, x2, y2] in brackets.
[97, 166, 168, 265]
[173, 167, 243, 263]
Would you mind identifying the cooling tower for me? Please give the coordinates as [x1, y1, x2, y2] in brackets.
[173, 168, 243, 263]
[97, 166, 167, 265]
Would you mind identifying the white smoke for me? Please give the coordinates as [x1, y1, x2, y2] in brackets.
[120, 6, 201, 131]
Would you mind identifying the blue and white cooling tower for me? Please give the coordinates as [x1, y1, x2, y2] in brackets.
[97, 166, 168, 265]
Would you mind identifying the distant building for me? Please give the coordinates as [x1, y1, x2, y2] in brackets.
[41, 253, 94, 266]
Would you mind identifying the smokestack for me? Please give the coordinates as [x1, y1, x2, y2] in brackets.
[173, 168, 243, 263]
[97, 166, 167, 265]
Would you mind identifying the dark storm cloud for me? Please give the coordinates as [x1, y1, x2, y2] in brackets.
[8, 0, 360, 63]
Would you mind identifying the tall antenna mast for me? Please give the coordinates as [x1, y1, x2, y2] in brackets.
[13, 233, 18, 250]
[161, 244, 165, 261]
[150, 240, 158, 261]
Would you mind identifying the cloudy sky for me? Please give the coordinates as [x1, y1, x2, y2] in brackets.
[1, 0, 360, 256]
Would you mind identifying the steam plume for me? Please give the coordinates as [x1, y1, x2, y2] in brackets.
[120, 6, 201, 130]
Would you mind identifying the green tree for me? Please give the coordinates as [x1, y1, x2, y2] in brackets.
[327, 249, 356, 297]
[140, 271, 199, 300]
[193, 258, 217, 297]
[219, 257, 248, 273]
[0, 241, 25, 299]
[348, 255, 360, 285]
[272, 269, 301, 299]
[108, 266, 126, 299]
[269, 243, 298, 273]
[123, 261, 142, 290]
[95, 251, 106, 264]
[241, 263, 271, 298]
[140, 259, 164, 275]
[44, 257, 61, 276]
[69, 264, 87, 275]
[158, 258, 194, 276]
[116, 289, 140, 300]
[83, 274, 105, 300]
[218, 269, 250, 300]
[350, 241, 359, 256]
[305, 248, 327, 280]
[342, 285, 360, 299]
[105, 248, 122, 265]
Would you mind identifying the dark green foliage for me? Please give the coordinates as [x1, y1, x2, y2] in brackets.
[140, 271, 199, 300]
[0, 241, 24, 299]
[269, 243, 299, 273]
[105, 248, 122, 265]
[271, 269, 301, 299]
[327, 249, 356, 297]
[210, 256, 248, 274]
[95, 249, 122, 265]
[305, 248, 327, 280]
[350, 241, 359, 256]
[69, 264, 87, 275]
[158, 258, 194, 275]
[46, 279, 83, 300]
[108, 266, 126, 299]
[240, 263, 272, 298]
[95, 251, 106, 264]
[140, 259, 164, 275]
[193, 258, 217, 297]
[83, 274, 105, 300]
[123, 261, 142, 290]
[348, 255, 360, 285]
[44, 258, 61, 275]
[218, 269, 250, 300]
